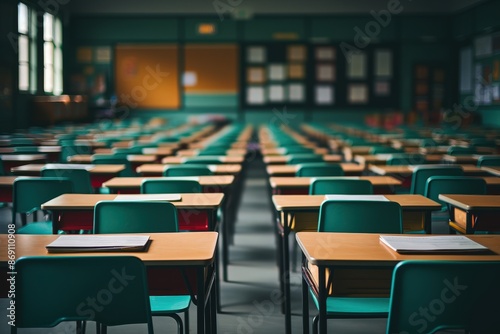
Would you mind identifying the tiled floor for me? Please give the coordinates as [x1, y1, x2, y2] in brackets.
[0, 158, 389, 333]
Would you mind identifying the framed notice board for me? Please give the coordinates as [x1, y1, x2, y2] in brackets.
[115, 44, 180, 109]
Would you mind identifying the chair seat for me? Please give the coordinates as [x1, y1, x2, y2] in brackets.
[16, 221, 53, 234]
[311, 292, 389, 316]
[150, 295, 191, 314]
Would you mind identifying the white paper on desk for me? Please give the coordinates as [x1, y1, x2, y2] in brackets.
[44, 163, 95, 171]
[46, 235, 150, 252]
[114, 194, 181, 201]
[380, 235, 488, 253]
[159, 176, 200, 181]
[208, 165, 218, 172]
[311, 176, 360, 182]
[325, 195, 388, 201]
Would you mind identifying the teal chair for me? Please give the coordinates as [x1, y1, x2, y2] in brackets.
[94, 200, 191, 334]
[410, 165, 464, 195]
[477, 155, 500, 167]
[284, 147, 314, 154]
[309, 178, 373, 195]
[309, 200, 403, 333]
[296, 163, 344, 177]
[386, 153, 425, 166]
[369, 146, 404, 154]
[386, 261, 500, 334]
[163, 165, 213, 176]
[13, 256, 154, 334]
[92, 155, 135, 177]
[199, 148, 228, 156]
[12, 177, 73, 234]
[288, 154, 324, 164]
[41, 167, 94, 194]
[60, 144, 92, 163]
[0, 157, 4, 175]
[447, 145, 476, 156]
[141, 179, 202, 194]
[184, 157, 223, 165]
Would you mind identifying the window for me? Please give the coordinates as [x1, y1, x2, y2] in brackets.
[43, 13, 63, 95]
[18, 2, 37, 92]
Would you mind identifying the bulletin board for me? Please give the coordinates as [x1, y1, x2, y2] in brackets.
[184, 44, 238, 93]
[115, 44, 180, 109]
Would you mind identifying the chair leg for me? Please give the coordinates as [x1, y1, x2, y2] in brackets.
[184, 309, 190, 334]
[312, 315, 319, 334]
[76, 320, 86, 334]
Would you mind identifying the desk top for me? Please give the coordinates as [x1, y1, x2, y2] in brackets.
[438, 194, 500, 210]
[41, 193, 225, 210]
[161, 156, 244, 164]
[269, 176, 401, 188]
[263, 155, 342, 165]
[103, 175, 234, 189]
[355, 154, 443, 165]
[296, 232, 500, 266]
[261, 147, 329, 156]
[266, 163, 365, 176]
[137, 164, 242, 175]
[272, 194, 441, 211]
[369, 164, 486, 176]
[483, 166, 500, 176]
[0, 232, 218, 266]
[69, 155, 157, 163]
[176, 149, 247, 157]
[11, 163, 125, 175]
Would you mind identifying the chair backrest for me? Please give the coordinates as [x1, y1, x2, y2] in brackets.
[163, 165, 213, 176]
[386, 154, 426, 166]
[94, 200, 178, 233]
[184, 157, 223, 165]
[0, 157, 4, 175]
[477, 155, 500, 167]
[318, 200, 402, 233]
[141, 179, 202, 194]
[410, 165, 464, 195]
[447, 145, 476, 156]
[199, 148, 228, 156]
[310, 178, 373, 195]
[387, 261, 500, 334]
[41, 168, 94, 194]
[284, 147, 314, 154]
[12, 177, 73, 225]
[296, 163, 344, 177]
[369, 146, 404, 154]
[91, 155, 134, 176]
[15, 256, 153, 331]
[288, 154, 324, 164]
[424, 176, 487, 210]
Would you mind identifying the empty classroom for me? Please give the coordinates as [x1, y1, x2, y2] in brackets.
[1, 0, 500, 333]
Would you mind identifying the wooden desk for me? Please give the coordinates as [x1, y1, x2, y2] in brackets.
[482, 166, 500, 176]
[273, 194, 441, 333]
[68, 154, 158, 170]
[439, 194, 500, 234]
[0, 232, 218, 334]
[41, 193, 224, 233]
[10, 164, 125, 188]
[354, 154, 443, 166]
[161, 156, 245, 164]
[296, 232, 500, 334]
[176, 149, 247, 157]
[0, 154, 47, 174]
[369, 164, 489, 177]
[442, 154, 481, 164]
[266, 163, 364, 177]
[137, 164, 242, 176]
[269, 176, 401, 195]
[263, 155, 342, 165]
[261, 147, 329, 156]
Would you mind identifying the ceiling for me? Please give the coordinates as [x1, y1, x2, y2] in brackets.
[68, 0, 488, 15]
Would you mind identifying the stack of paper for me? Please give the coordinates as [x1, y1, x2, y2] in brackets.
[380, 235, 489, 254]
[46, 235, 151, 253]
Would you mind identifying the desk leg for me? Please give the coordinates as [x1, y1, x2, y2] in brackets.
[424, 211, 432, 234]
[222, 195, 229, 282]
[197, 267, 206, 334]
[318, 266, 327, 334]
[302, 254, 310, 334]
[276, 212, 285, 314]
[282, 212, 292, 334]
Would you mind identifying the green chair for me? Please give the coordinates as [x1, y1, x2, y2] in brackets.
[41, 167, 94, 194]
[12, 177, 73, 234]
[410, 165, 464, 196]
[447, 145, 476, 156]
[369, 146, 404, 154]
[60, 144, 92, 163]
[13, 256, 154, 334]
[92, 155, 135, 177]
[296, 163, 344, 177]
[141, 179, 202, 194]
[184, 157, 223, 165]
[94, 200, 190, 334]
[386, 261, 500, 334]
[477, 155, 500, 167]
[0, 157, 4, 175]
[288, 154, 324, 164]
[163, 165, 213, 176]
[309, 200, 402, 333]
[284, 147, 314, 154]
[309, 178, 373, 195]
[386, 153, 425, 166]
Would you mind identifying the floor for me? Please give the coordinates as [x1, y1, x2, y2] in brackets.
[0, 157, 390, 333]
